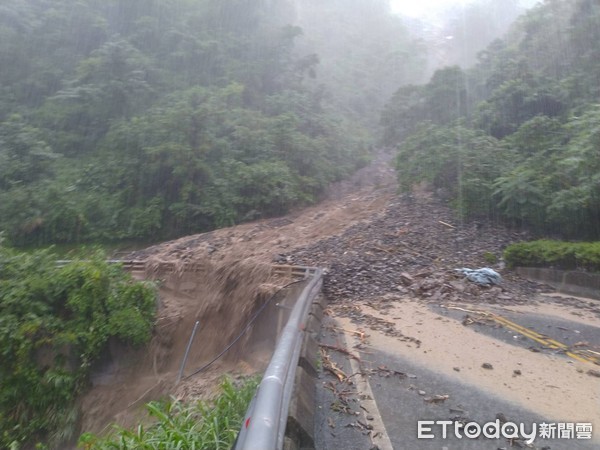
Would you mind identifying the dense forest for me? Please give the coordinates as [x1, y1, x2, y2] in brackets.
[0, 0, 425, 247]
[383, 0, 600, 239]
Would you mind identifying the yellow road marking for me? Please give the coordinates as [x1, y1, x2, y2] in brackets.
[443, 305, 600, 365]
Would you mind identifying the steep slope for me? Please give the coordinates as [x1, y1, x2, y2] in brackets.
[77, 151, 397, 437]
[83, 150, 600, 446]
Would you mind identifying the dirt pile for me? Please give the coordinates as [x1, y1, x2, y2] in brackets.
[287, 192, 544, 306]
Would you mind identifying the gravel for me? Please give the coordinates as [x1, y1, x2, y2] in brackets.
[286, 194, 546, 306]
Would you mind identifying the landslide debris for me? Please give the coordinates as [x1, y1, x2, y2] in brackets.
[287, 193, 543, 306]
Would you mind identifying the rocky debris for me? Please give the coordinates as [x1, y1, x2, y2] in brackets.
[288, 195, 542, 306]
[482, 363, 494, 370]
[399, 272, 414, 286]
[335, 304, 422, 346]
[462, 314, 499, 327]
[424, 394, 450, 404]
[368, 365, 407, 379]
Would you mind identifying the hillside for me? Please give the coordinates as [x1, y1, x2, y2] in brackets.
[92, 150, 600, 449]
[382, 0, 600, 239]
[0, 0, 429, 248]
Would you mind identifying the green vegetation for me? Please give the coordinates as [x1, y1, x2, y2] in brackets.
[384, 0, 600, 240]
[504, 240, 600, 272]
[1, 0, 415, 247]
[78, 377, 259, 450]
[0, 244, 156, 449]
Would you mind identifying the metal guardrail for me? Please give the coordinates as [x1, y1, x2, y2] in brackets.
[234, 267, 323, 450]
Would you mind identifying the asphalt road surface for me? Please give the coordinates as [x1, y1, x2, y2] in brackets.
[316, 296, 600, 450]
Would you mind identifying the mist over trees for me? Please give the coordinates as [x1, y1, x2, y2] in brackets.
[0, 0, 427, 247]
[1, 0, 595, 247]
[406, 0, 538, 72]
[384, 0, 600, 239]
[292, 0, 427, 127]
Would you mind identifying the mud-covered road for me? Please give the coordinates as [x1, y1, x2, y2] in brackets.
[317, 296, 600, 450]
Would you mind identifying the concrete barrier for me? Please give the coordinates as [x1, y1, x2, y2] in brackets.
[283, 293, 326, 450]
[516, 267, 600, 300]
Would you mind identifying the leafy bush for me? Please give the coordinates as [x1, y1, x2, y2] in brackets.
[79, 377, 259, 450]
[0, 246, 156, 449]
[504, 240, 600, 272]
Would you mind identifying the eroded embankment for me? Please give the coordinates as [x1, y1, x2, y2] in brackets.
[76, 152, 397, 438]
[78, 257, 299, 436]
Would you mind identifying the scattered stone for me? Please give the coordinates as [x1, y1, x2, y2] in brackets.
[513, 369, 522, 376]
[418, 390, 426, 396]
[399, 272, 414, 286]
[327, 417, 335, 428]
[357, 420, 373, 430]
[424, 394, 450, 404]
[482, 363, 494, 370]
[453, 367, 460, 372]
[587, 369, 600, 378]
[287, 194, 536, 306]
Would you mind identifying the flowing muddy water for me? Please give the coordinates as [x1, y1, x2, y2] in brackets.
[78, 259, 303, 435]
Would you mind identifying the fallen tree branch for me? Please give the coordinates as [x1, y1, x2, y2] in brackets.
[319, 343, 361, 362]
[332, 326, 366, 340]
[439, 220, 456, 229]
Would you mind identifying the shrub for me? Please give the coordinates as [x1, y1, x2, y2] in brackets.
[79, 377, 259, 450]
[0, 246, 156, 449]
[504, 240, 600, 272]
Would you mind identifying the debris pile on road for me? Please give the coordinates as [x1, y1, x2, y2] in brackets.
[334, 303, 422, 346]
[288, 194, 545, 306]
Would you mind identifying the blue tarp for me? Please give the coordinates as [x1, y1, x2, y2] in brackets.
[456, 267, 502, 286]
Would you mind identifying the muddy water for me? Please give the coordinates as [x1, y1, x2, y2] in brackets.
[78, 259, 303, 437]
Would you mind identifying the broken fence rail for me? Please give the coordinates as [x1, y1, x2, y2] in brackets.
[55, 259, 146, 272]
[234, 267, 323, 450]
[55, 259, 316, 280]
